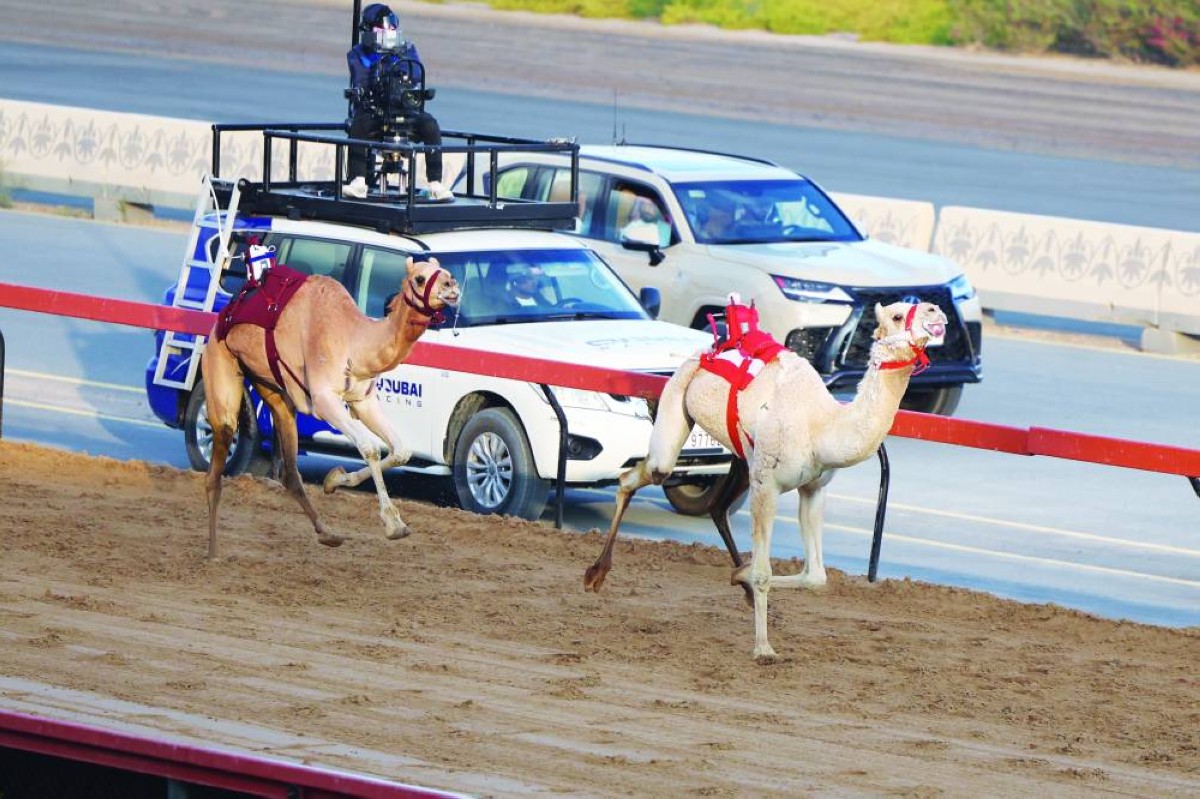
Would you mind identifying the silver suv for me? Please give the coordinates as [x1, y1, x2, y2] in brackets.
[460, 144, 983, 415]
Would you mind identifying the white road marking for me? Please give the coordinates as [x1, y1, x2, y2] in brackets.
[4, 398, 164, 429]
[7, 368, 144, 393]
[821, 520, 1200, 589]
[830, 492, 1200, 559]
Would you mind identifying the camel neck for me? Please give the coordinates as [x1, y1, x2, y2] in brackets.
[354, 306, 429, 375]
[820, 354, 910, 468]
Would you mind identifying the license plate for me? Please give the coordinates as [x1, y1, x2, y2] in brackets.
[683, 426, 726, 453]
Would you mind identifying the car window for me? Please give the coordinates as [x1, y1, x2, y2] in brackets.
[602, 183, 673, 248]
[489, 165, 606, 236]
[672, 179, 862, 245]
[359, 246, 419, 317]
[495, 166, 538, 199]
[427, 248, 649, 325]
[276, 237, 354, 283]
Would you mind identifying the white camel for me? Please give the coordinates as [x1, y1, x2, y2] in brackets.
[585, 299, 948, 662]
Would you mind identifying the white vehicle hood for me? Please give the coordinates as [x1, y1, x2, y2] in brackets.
[704, 237, 961, 287]
[426, 320, 710, 372]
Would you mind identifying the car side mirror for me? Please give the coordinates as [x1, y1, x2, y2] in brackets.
[639, 286, 662, 319]
[622, 238, 666, 266]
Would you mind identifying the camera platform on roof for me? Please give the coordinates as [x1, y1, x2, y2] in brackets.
[208, 122, 582, 236]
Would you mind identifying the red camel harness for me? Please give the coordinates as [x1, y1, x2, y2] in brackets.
[697, 299, 786, 460]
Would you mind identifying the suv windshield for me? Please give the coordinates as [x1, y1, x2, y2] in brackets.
[358, 246, 650, 326]
[673, 179, 864, 245]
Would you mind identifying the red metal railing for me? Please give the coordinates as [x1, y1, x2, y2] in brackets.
[3, 282, 1198, 479]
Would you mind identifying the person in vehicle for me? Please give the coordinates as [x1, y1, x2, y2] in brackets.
[696, 195, 736, 242]
[620, 196, 671, 247]
[505, 264, 551, 309]
[344, 3, 452, 201]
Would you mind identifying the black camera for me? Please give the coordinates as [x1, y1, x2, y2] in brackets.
[346, 55, 435, 130]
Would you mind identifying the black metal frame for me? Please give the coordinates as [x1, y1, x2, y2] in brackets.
[209, 123, 581, 235]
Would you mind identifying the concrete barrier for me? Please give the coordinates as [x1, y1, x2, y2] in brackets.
[2, 99, 1198, 352]
[831, 192, 936, 253]
[0, 100, 453, 220]
[934, 206, 1200, 353]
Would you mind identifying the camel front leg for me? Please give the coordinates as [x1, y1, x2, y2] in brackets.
[732, 481, 780, 663]
[313, 393, 410, 541]
[258, 383, 344, 549]
[772, 476, 832, 590]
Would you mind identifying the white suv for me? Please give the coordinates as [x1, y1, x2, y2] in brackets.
[147, 220, 731, 521]
[461, 144, 984, 415]
[146, 127, 734, 521]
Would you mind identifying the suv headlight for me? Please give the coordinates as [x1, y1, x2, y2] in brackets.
[949, 273, 976, 301]
[549, 388, 652, 420]
[551, 386, 609, 411]
[771, 275, 853, 304]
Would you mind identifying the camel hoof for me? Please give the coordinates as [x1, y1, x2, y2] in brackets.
[318, 532, 345, 548]
[754, 651, 780, 666]
[385, 524, 411, 541]
[323, 466, 346, 495]
[583, 566, 607, 593]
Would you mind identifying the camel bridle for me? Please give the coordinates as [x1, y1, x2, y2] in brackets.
[402, 267, 449, 327]
[875, 303, 931, 374]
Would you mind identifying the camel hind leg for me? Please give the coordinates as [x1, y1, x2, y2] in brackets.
[708, 457, 754, 605]
[254, 380, 344, 549]
[584, 358, 700, 591]
[201, 341, 244, 560]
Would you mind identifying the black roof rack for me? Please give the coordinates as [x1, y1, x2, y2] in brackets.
[209, 123, 581, 235]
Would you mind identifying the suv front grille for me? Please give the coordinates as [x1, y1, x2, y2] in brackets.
[837, 286, 975, 370]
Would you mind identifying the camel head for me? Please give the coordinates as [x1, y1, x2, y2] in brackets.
[392, 256, 461, 318]
[871, 300, 947, 366]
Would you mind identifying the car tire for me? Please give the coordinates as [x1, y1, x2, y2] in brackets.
[453, 408, 550, 520]
[663, 472, 749, 517]
[184, 379, 267, 476]
[900, 384, 964, 417]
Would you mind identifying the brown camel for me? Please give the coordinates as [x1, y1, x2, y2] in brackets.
[585, 300, 948, 662]
[201, 256, 460, 559]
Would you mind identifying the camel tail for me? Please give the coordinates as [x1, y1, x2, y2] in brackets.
[644, 356, 702, 479]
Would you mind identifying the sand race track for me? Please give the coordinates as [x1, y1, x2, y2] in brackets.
[0, 441, 1197, 797]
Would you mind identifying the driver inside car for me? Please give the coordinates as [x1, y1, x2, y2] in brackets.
[505, 264, 551, 309]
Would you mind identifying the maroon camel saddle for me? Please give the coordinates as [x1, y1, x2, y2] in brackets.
[215, 264, 310, 394]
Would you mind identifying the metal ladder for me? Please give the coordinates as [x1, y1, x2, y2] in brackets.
[151, 174, 243, 391]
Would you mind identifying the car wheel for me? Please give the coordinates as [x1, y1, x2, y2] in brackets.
[663, 472, 748, 517]
[900, 384, 964, 417]
[184, 379, 266, 476]
[453, 408, 550, 520]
